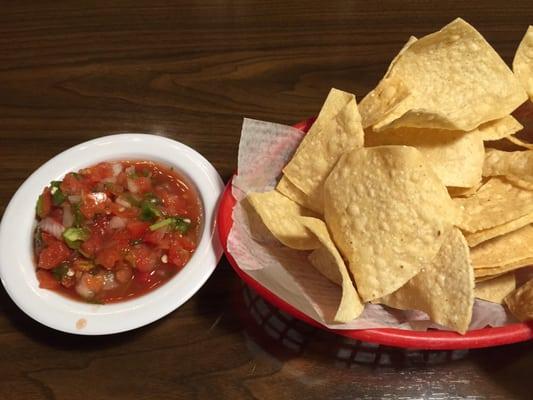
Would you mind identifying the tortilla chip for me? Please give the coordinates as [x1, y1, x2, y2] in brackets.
[448, 181, 484, 198]
[324, 145, 458, 301]
[483, 149, 533, 182]
[365, 126, 484, 188]
[246, 191, 320, 250]
[475, 273, 516, 304]
[505, 134, 533, 150]
[276, 175, 322, 214]
[281, 88, 364, 213]
[505, 278, 533, 321]
[454, 177, 533, 232]
[465, 212, 533, 247]
[304, 219, 364, 323]
[478, 115, 524, 141]
[513, 26, 533, 101]
[380, 228, 474, 333]
[359, 37, 417, 128]
[476, 273, 506, 283]
[471, 224, 533, 269]
[366, 18, 527, 132]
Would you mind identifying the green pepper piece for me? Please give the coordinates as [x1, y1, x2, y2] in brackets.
[63, 227, 90, 249]
[52, 263, 69, 281]
[72, 203, 84, 227]
[50, 181, 66, 206]
[149, 216, 190, 234]
[36, 194, 44, 217]
[139, 201, 161, 222]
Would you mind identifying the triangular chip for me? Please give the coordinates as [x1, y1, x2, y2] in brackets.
[478, 115, 523, 141]
[303, 219, 363, 323]
[364, 18, 527, 132]
[324, 146, 458, 301]
[365, 126, 484, 188]
[465, 212, 533, 247]
[505, 134, 533, 150]
[246, 191, 320, 250]
[454, 177, 533, 232]
[246, 190, 363, 323]
[505, 279, 533, 321]
[513, 26, 533, 101]
[276, 175, 322, 214]
[280, 88, 364, 212]
[471, 224, 533, 270]
[379, 228, 474, 334]
[475, 273, 516, 304]
[448, 181, 484, 198]
[483, 149, 533, 183]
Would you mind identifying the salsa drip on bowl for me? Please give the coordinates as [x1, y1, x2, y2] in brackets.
[33, 160, 202, 303]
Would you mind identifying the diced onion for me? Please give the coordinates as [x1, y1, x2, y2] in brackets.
[115, 197, 131, 208]
[111, 163, 123, 177]
[62, 203, 74, 228]
[75, 276, 94, 299]
[39, 217, 65, 239]
[68, 195, 81, 203]
[125, 166, 136, 175]
[102, 271, 118, 290]
[109, 216, 126, 229]
[127, 178, 139, 193]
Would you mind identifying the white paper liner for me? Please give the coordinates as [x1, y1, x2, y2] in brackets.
[227, 118, 519, 331]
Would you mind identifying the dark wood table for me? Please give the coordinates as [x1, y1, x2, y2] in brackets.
[1, 1, 532, 399]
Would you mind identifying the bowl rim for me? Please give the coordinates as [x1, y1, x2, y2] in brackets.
[0, 133, 224, 335]
[217, 118, 533, 350]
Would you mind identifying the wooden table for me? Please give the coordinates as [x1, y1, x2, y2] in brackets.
[1, 2, 532, 398]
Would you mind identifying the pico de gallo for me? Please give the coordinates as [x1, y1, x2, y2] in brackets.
[33, 160, 202, 303]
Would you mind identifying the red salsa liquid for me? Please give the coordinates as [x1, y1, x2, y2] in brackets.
[33, 160, 202, 303]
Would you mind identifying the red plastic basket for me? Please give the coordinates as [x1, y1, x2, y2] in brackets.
[216, 118, 533, 350]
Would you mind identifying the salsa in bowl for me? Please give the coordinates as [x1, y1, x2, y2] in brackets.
[0, 134, 223, 335]
[34, 160, 202, 304]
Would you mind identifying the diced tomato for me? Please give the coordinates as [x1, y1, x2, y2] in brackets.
[134, 271, 151, 284]
[37, 187, 52, 219]
[115, 265, 133, 283]
[171, 233, 196, 252]
[36, 270, 60, 289]
[95, 246, 122, 269]
[110, 202, 139, 219]
[130, 244, 158, 272]
[143, 229, 170, 249]
[158, 191, 188, 216]
[104, 182, 124, 196]
[49, 207, 63, 224]
[81, 162, 114, 184]
[80, 192, 110, 219]
[80, 223, 106, 257]
[84, 273, 104, 292]
[60, 173, 85, 195]
[168, 246, 191, 268]
[134, 177, 152, 194]
[126, 221, 150, 239]
[38, 238, 71, 269]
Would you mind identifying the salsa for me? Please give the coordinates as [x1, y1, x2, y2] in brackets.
[33, 160, 202, 303]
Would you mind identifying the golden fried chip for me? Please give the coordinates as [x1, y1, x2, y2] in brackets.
[324, 146, 458, 301]
[246, 191, 320, 250]
[483, 149, 533, 182]
[505, 279, 533, 321]
[448, 181, 484, 198]
[276, 175, 322, 214]
[304, 219, 363, 323]
[505, 134, 533, 150]
[471, 224, 533, 269]
[380, 228, 474, 333]
[513, 26, 533, 101]
[478, 116, 523, 141]
[465, 212, 533, 247]
[475, 273, 516, 304]
[365, 18, 527, 132]
[454, 177, 533, 232]
[280, 88, 364, 212]
[365, 126, 484, 188]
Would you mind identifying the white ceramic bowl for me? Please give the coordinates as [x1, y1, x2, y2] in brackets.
[0, 134, 224, 335]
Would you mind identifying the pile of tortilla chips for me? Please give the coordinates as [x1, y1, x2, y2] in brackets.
[244, 18, 533, 334]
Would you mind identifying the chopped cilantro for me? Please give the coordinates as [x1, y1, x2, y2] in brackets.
[52, 263, 69, 281]
[149, 216, 190, 234]
[50, 181, 66, 206]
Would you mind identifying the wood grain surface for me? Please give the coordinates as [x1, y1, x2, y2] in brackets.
[1, 1, 532, 399]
